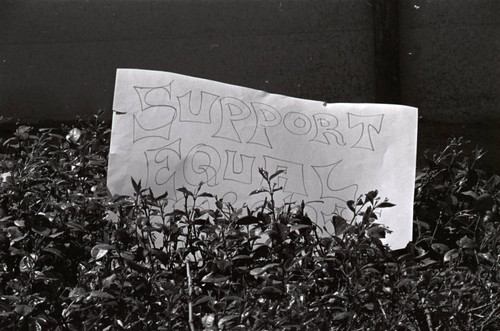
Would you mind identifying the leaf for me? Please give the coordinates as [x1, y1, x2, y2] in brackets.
[236, 216, 260, 225]
[93, 248, 109, 260]
[346, 200, 356, 212]
[461, 190, 478, 200]
[365, 190, 378, 204]
[9, 247, 28, 257]
[367, 225, 386, 239]
[415, 171, 426, 182]
[486, 174, 500, 188]
[151, 249, 169, 264]
[49, 231, 64, 238]
[332, 311, 353, 321]
[431, 243, 449, 255]
[177, 187, 193, 197]
[396, 278, 413, 289]
[66, 221, 86, 232]
[258, 168, 268, 181]
[93, 243, 115, 250]
[362, 206, 372, 224]
[220, 295, 244, 303]
[215, 259, 233, 271]
[14, 304, 33, 316]
[377, 201, 396, 208]
[32, 226, 50, 237]
[198, 192, 214, 198]
[444, 248, 459, 262]
[91, 244, 115, 260]
[7, 226, 23, 239]
[419, 258, 439, 269]
[131, 177, 141, 193]
[364, 303, 375, 310]
[119, 251, 135, 261]
[250, 263, 280, 276]
[125, 260, 150, 273]
[42, 247, 64, 258]
[68, 287, 86, 298]
[19, 256, 34, 273]
[218, 314, 240, 329]
[260, 286, 282, 294]
[89, 291, 115, 300]
[457, 236, 476, 249]
[193, 295, 215, 307]
[414, 220, 430, 229]
[249, 188, 269, 196]
[252, 245, 270, 259]
[166, 209, 187, 217]
[478, 252, 496, 264]
[102, 274, 117, 288]
[232, 255, 252, 261]
[201, 272, 228, 283]
[0, 216, 13, 222]
[0, 115, 12, 124]
[269, 169, 286, 181]
[193, 218, 210, 225]
[156, 190, 169, 200]
[290, 224, 310, 232]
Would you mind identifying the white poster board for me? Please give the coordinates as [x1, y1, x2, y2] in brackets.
[108, 69, 417, 249]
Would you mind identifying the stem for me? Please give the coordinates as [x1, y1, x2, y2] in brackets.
[186, 259, 195, 331]
[268, 181, 276, 222]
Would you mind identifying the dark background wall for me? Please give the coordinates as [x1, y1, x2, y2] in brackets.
[400, 0, 500, 123]
[1, 0, 499, 170]
[0, 0, 374, 123]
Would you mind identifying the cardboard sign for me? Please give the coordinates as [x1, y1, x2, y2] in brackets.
[108, 69, 417, 248]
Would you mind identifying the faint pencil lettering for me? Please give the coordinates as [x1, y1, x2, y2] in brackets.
[348, 113, 384, 151]
[178, 90, 219, 124]
[133, 84, 177, 142]
[144, 139, 182, 199]
[184, 144, 221, 187]
[311, 161, 358, 202]
[223, 150, 256, 184]
[311, 113, 346, 146]
[247, 102, 282, 149]
[283, 111, 312, 136]
[263, 156, 308, 196]
[213, 97, 252, 143]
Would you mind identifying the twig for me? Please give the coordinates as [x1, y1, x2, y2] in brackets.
[378, 299, 387, 320]
[186, 259, 195, 331]
[425, 307, 434, 331]
[480, 304, 500, 330]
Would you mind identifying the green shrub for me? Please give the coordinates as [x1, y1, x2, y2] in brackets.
[0, 112, 499, 330]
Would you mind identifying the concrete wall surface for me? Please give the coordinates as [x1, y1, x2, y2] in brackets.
[0, 0, 499, 126]
[0, 0, 374, 123]
[400, 0, 500, 123]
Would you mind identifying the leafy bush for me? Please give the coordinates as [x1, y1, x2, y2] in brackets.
[0, 113, 499, 330]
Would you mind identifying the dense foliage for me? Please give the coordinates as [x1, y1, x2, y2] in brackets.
[0, 112, 499, 330]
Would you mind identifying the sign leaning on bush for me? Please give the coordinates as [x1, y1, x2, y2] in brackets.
[108, 69, 418, 249]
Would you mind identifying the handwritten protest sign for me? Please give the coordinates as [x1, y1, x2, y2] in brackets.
[108, 69, 418, 248]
